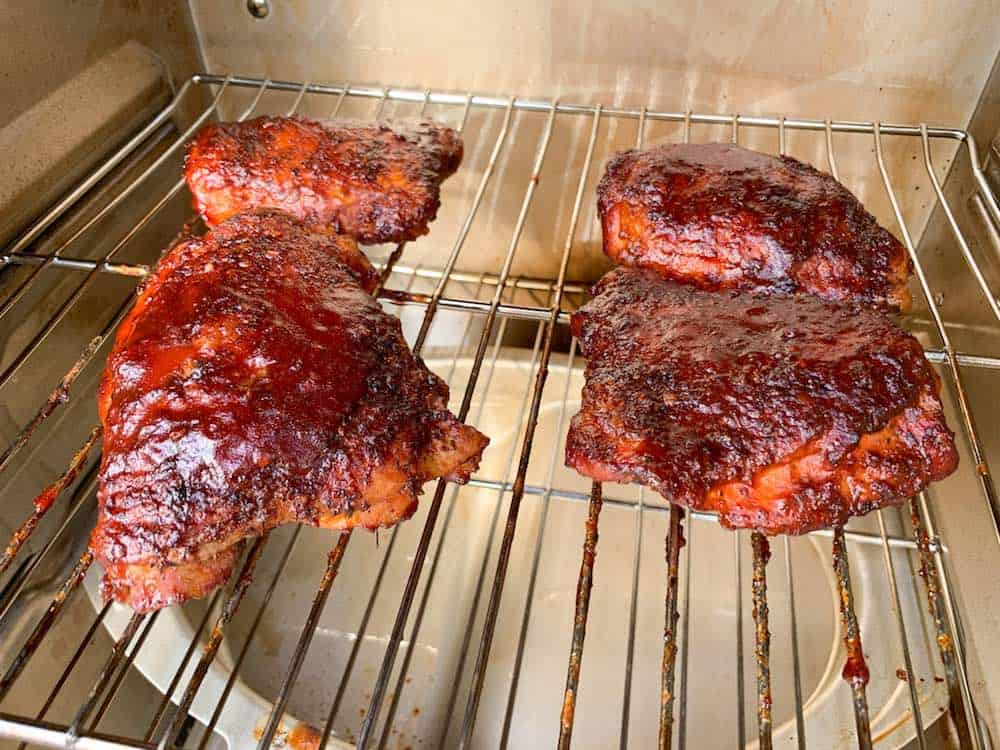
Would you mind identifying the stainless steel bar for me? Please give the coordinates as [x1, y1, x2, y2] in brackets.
[157, 535, 270, 750]
[459, 476, 925, 548]
[384, 263, 589, 296]
[195, 528, 303, 750]
[1, 253, 148, 276]
[2, 79, 193, 257]
[677, 513, 693, 750]
[15, 602, 113, 750]
[735, 532, 746, 749]
[831, 527, 873, 750]
[920, 125, 1000, 320]
[965, 134, 1000, 228]
[0, 714, 153, 750]
[784, 537, 806, 750]
[750, 532, 772, 750]
[0, 321, 115, 476]
[0, 76, 232, 325]
[191, 74, 969, 139]
[0, 470, 99, 624]
[286, 80, 310, 115]
[676, 110, 694, 750]
[557, 482, 603, 750]
[355, 97, 525, 750]
[458, 103, 599, 748]
[411, 97, 516, 353]
[874, 510, 925, 749]
[659, 505, 684, 750]
[65, 611, 148, 744]
[0, 550, 94, 701]
[499, 339, 579, 750]
[0, 426, 101, 576]
[88, 611, 162, 732]
[255, 532, 351, 750]
[143, 589, 224, 742]
[383, 318, 546, 749]
[911, 494, 983, 750]
[873, 122, 1000, 545]
[620, 486, 646, 750]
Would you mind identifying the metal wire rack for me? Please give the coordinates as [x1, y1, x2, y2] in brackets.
[0, 73, 998, 750]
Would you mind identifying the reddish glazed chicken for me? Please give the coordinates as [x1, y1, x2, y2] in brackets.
[185, 116, 463, 243]
[597, 143, 912, 311]
[92, 211, 487, 611]
[566, 268, 956, 534]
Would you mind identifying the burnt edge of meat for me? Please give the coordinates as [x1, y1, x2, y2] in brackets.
[565, 267, 957, 534]
[596, 142, 913, 311]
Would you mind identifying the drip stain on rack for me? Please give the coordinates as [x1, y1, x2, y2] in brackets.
[0, 426, 100, 576]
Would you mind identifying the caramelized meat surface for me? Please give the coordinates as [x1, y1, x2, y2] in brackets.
[92, 211, 488, 611]
[598, 142, 912, 311]
[185, 116, 463, 243]
[566, 268, 956, 534]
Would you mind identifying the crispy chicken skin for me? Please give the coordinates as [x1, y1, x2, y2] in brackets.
[597, 143, 912, 311]
[184, 116, 463, 243]
[92, 211, 488, 611]
[566, 268, 956, 534]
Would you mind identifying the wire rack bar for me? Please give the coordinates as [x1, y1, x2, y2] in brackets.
[831, 528, 873, 749]
[875, 510, 926, 750]
[911, 494, 984, 749]
[557, 482, 602, 750]
[499, 339, 579, 749]
[658, 506, 685, 750]
[352, 95, 519, 748]
[751, 532, 773, 750]
[191, 74, 972, 140]
[776, 119, 808, 750]
[358, 99, 555, 748]
[65, 611, 149, 742]
[0, 548, 93, 700]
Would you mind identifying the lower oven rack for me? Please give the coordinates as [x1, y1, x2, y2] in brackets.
[0, 74, 998, 750]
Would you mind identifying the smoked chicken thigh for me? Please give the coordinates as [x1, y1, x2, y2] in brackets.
[597, 142, 912, 311]
[92, 211, 487, 611]
[185, 116, 463, 243]
[565, 267, 956, 534]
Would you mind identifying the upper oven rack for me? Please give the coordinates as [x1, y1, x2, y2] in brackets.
[0, 73, 997, 750]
